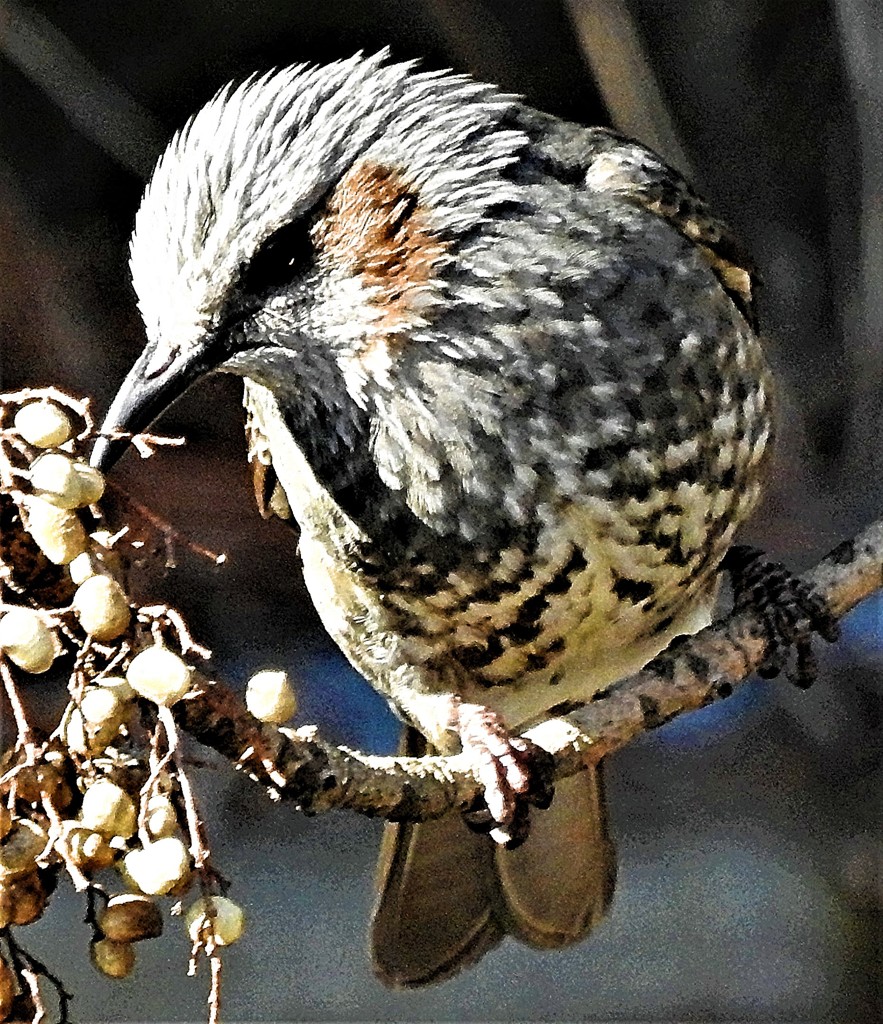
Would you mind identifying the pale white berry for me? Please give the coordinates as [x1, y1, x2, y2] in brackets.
[97, 674, 135, 702]
[30, 453, 105, 510]
[23, 496, 87, 564]
[73, 574, 131, 641]
[29, 453, 82, 509]
[126, 646, 192, 706]
[122, 837, 191, 896]
[90, 938, 135, 979]
[63, 687, 126, 755]
[81, 686, 125, 727]
[144, 795, 178, 840]
[0, 608, 56, 674]
[246, 669, 297, 724]
[14, 400, 72, 447]
[184, 895, 245, 946]
[98, 894, 163, 942]
[80, 780, 136, 839]
[71, 461, 105, 505]
[63, 706, 120, 756]
[69, 549, 100, 585]
[70, 533, 122, 584]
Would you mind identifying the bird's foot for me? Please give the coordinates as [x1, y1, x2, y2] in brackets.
[453, 701, 553, 848]
[722, 544, 840, 688]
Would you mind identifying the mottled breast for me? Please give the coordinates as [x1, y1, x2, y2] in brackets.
[244, 115, 774, 723]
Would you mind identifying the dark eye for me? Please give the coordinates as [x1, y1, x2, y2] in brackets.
[238, 218, 314, 297]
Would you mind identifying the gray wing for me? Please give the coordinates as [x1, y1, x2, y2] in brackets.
[508, 104, 758, 329]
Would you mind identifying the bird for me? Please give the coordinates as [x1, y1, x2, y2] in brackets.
[91, 50, 774, 987]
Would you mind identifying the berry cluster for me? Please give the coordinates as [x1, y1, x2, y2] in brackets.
[0, 390, 292, 1022]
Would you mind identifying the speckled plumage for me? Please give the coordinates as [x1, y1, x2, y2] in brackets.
[95, 52, 773, 987]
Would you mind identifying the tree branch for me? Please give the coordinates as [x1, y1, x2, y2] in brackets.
[172, 517, 883, 822]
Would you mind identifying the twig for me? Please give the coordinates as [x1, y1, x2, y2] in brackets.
[136, 718, 174, 847]
[0, 1, 164, 178]
[138, 606, 211, 660]
[19, 964, 45, 1024]
[107, 482, 227, 567]
[208, 952, 222, 1024]
[564, 0, 692, 173]
[41, 793, 90, 893]
[157, 707, 211, 871]
[186, 919, 223, 1024]
[0, 659, 37, 759]
[3, 930, 73, 1024]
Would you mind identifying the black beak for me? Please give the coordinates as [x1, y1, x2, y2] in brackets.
[90, 338, 219, 472]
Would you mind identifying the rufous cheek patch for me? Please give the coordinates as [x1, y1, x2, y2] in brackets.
[312, 161, 449, 343]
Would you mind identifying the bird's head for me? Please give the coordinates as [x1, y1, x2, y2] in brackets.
[91, 51, 525, 472]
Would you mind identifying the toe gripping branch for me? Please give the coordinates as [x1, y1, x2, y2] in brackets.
[722, 544, 841, 688]
[454, 702, 555, 849]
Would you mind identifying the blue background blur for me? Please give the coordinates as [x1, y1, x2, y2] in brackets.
[0, 1, 880, 1020]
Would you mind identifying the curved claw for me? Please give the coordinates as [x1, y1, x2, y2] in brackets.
[723, 544, 840, 686]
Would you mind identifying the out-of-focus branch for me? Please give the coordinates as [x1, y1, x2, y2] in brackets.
[173, 517, 883, 822]
[0, 0, 165, 178]
[832, 0, 883, 482]
[564, 0, 691, 174]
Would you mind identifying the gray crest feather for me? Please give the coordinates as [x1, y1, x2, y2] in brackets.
[129, 51, 525, 355]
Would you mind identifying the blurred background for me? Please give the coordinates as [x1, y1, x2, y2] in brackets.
[0, 0, 880, 1020]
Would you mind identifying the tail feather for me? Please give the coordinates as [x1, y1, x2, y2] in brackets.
[372, 813, 506, 987]
[371, 729, 615, 987]
[372, 729, 504, 987]
[494, 767, 615, 946]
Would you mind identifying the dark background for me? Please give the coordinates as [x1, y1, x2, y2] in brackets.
[0, 1, 880, 1020]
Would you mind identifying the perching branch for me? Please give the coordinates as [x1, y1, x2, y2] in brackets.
[172, 517, 883, 823]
